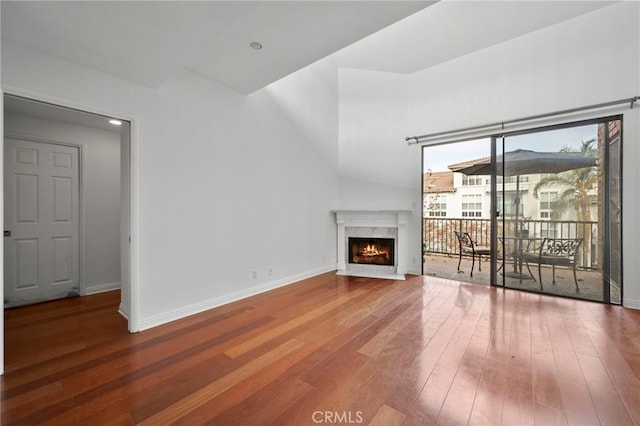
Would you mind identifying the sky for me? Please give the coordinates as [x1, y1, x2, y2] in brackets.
[423, 124, 598, 173]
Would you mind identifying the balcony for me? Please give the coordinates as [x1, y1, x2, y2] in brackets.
[423, 218, 618, 302]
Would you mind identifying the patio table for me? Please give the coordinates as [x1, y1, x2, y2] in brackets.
[499, 236, 542, 281]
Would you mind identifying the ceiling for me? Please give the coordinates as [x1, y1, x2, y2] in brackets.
[2, 1, 617, 127]
[333, 1, 615, 74]
[1, 1, 433, 94]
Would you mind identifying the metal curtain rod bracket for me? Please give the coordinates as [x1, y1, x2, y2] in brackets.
[406, 95, 640, 145]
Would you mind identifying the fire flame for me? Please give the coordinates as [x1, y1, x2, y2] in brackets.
[362, 244, 380, 257]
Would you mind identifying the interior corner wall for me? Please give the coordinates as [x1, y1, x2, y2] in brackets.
[4, 112, 122, 295]
[407, 2, 640, 307]
[336, 68, 424, 274]
[265, 56, 340, 171]
[338, 68, 416, 189]
[1, 42, 340, 329]
[337, 175, 422, 274]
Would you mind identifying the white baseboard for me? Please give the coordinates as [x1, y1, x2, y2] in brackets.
[407, 266, 422, 276]
[623, 297, 640, 310]
[84, 282, 121, 295]
[118, 303, 130, 320]
[137, 266, 335, 331]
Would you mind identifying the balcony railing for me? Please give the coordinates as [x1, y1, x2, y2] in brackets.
[423, 217, 598, 269]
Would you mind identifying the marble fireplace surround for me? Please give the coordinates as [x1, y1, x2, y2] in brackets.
[334, 210, 409, 280]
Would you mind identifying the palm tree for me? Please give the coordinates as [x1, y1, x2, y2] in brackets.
[532, 139, 598, 257]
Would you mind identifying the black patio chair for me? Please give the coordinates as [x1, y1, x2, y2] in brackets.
[520, 237, 582, 291]
[454, 231, 491, 277]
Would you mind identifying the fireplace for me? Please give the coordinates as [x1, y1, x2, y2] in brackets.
[334, 210, 410, 280]
[348, 238, 395, 266]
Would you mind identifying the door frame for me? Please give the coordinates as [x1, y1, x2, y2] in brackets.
[419, 116, 624, 304]
[0, 86, 139, 375]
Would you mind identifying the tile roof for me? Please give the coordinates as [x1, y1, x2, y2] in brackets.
[423, 171, 455, 193]
[447, 155, 491, 172]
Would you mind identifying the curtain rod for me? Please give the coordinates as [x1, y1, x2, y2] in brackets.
[405, 95, 639, 145]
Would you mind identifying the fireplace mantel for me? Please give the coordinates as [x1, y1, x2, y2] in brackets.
[333, 210, 410, 280]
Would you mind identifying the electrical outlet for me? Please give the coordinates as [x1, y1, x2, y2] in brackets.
[268, 266, 273, 276]
[252, 270, 258, 279]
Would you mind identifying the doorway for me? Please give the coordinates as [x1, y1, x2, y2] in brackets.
[422, 117, 623, 304]
[2, 94, 133, 327]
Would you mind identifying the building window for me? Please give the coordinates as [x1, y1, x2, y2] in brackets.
[539, 191, 558, 219]
[496, 175, 529, 184]
[425, 194, 447, 217]
[462, 194, 482, 217]
[497, 193, 522, 217]
[462, 176, 483, 186]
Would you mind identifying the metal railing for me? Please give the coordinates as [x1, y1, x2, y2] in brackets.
[423, 217, 598, 269]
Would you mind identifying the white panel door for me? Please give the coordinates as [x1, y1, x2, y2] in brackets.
[4, 138, 80, 307]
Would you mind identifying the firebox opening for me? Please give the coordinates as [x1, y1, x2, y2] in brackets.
[348, 237, 395, 266]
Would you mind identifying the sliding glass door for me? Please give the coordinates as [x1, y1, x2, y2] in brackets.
[494, 118, 622, 303]
[421, 117, 623, 304]
[422, 139, 491, 286]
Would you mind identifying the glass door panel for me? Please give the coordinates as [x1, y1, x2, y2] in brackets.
[422, 139, 491, 286]
[496, 119, 621, 303]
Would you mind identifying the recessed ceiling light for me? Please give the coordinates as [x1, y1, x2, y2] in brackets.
[109, 119, 122, 126]
[250, 42, 263, 50]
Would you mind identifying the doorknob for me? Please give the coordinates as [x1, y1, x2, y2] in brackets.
[4, 230, 11, 237]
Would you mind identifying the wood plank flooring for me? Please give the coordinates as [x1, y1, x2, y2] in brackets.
[2, 272, 639, 425]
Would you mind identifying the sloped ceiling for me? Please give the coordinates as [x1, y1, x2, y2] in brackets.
[1, 1, 434, 93]
[334, 0, 615, 74]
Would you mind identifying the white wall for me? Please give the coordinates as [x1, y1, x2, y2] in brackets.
[4, 112, 122, 294]
[336, 68, 422, 273]
[119, 122, 131, 320]
[408, 3, 639, 133]
[266, 56, 340, 170]
[338, 68, 413, 188]
[407, 2, 640, 307]
[1, 42, 340, 330]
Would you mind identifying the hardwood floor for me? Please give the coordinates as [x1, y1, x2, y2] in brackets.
[2, 272, 639, 425]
